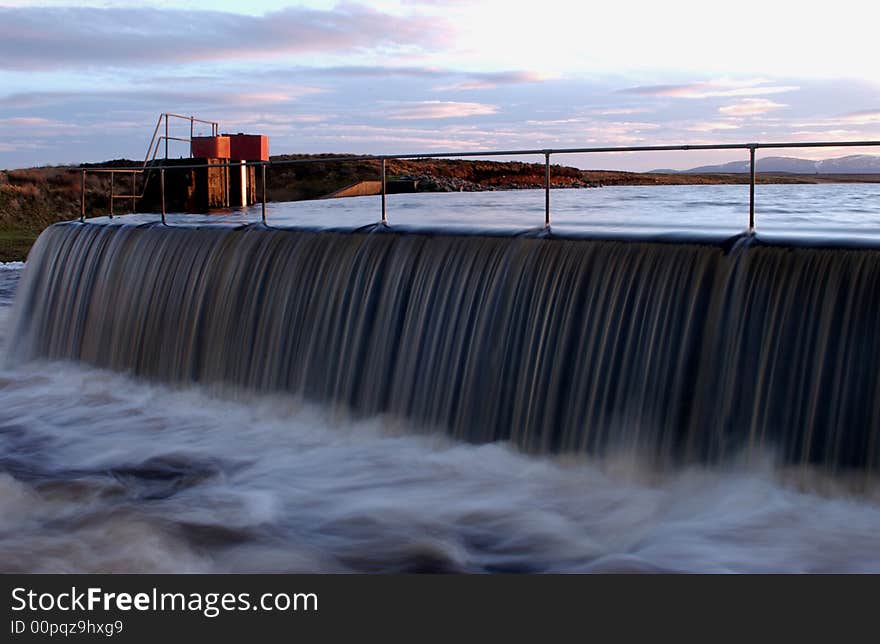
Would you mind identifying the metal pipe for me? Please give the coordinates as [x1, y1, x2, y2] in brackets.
[160, 169, 166, 225]
[381, 158, 387, 225]
[261, 163, 267, 224]
[164, 112, 216, 124]
[143, 114, 164, 166]
[190, 116, 194, 157]
[164, 113, 169, 159]
[131, 171, 136, 213]
[749, 146, 756, 232]
[109, 172, 114, 217]
[80, 170, 86, 222]
[82, 139, 880, 174]
[544, 152, 551, 228]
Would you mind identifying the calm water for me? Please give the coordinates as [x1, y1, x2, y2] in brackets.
[89, 183, 880, 244]
[4, 184, 880, 573]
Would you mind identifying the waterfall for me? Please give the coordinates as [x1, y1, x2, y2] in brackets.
[9, 221, 880, 470]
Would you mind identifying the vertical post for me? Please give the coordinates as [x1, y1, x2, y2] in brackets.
[225, 161, 230, 208]
[164, 113, 169, 159]
[109, 172, 114, 218]
[80, 170, 86, 222]
[160, 168, 166, 225]
[381, 157, 387, 225]
[261, 163, 267, 225]
[131, 171, 136, 213]
[190, 116, 194, 157]
[240, 160, 247, 208]
[749, 146, 756, 232]
[544, 152, 551, 228]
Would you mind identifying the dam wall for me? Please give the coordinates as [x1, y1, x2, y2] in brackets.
[9, 222, 880, 470]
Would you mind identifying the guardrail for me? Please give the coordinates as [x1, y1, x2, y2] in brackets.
[79, 139, 880, 231]
[83, 113, 221, 216]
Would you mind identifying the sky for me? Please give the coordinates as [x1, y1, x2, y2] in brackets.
[1, 0, 879, 170]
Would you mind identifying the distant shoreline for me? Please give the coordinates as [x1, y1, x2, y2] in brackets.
[2, 156, 880, 261]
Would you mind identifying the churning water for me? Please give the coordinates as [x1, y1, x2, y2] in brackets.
[3, 185, 880, 573]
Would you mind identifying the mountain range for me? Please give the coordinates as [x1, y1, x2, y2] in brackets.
[652, 154, 880, 174]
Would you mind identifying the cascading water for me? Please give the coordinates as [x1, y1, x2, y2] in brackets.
[9, 221, 880, 472]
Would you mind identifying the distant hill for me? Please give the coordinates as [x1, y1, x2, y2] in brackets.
[653, 154, 880, 174]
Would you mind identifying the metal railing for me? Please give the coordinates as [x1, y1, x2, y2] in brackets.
[80, 139, 880, 230]
[83, 113, 220, 218]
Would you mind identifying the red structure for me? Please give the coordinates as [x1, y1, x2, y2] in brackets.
[190, 135, 230, 159]
[228, 134, 269, 161]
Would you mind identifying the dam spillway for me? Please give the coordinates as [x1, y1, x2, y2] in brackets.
[8, 220, 880, 471]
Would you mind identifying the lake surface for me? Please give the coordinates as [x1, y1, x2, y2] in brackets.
[88, 183, 880, 245]
[3, 184, 880, 573]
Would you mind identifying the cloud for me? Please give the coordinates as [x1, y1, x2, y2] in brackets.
[432, 71, 553, 91]
[841, 109, 880, 124]
[0, 85, 323, 110]
[388, 101, 498, 120]
[589, 107, 652, 116]
[621, 79, 799, 99]
[0, 5, 452, 70]
[719, 98, 786, 116]
[687, 121, 741, 132]
[0, 117, 57, 127]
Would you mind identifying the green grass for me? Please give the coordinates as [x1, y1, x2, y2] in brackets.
[0, 227, 39, 262]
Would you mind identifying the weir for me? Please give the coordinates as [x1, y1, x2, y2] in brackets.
[9, 221, 880, 471]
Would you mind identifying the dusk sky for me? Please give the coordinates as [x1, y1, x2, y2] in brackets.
[1, 0, 879, 170]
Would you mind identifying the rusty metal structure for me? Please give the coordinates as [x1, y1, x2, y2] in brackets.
[81, 113, 270, 215]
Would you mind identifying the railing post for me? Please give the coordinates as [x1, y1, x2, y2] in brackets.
[749, 146, 756, 232]
[381, 157, 387, 225]
[190, 116, 194, 157]
[109, 172, 114, 218]
[221, 160, 229, 208]
[160, 168, 166, 225]
[131, 171, 136, 213]
[80, 170, 86, 222]
[544, 152, 551, 228]
[261, 163, 267, 225]
[164, 113, 169, 160]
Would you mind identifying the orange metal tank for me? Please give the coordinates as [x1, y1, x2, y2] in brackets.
[227, 134, 269, 161]
[191, 135, 230, 159]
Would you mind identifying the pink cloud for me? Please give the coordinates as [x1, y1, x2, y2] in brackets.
[687, 121, 741, 132]
[389, 101, 498, 120]
[622, 80, 798, 99]
[719, 98, 787, 116]
[842, 109, 880, 124]
[0, 5, 453, 70]
[432, 71, 554, 92]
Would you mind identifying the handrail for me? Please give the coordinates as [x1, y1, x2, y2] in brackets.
[79, 138, 880, 230]
[92, 112, 220, 215]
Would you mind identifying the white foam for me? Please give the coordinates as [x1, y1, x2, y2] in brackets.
[0, 359, 878, 573]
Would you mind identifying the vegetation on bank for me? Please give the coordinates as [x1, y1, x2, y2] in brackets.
[2, 155, 879, 261]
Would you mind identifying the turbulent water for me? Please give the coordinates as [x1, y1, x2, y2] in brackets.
[3, 184, 880, 573]
[12, 223, 880, 469]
